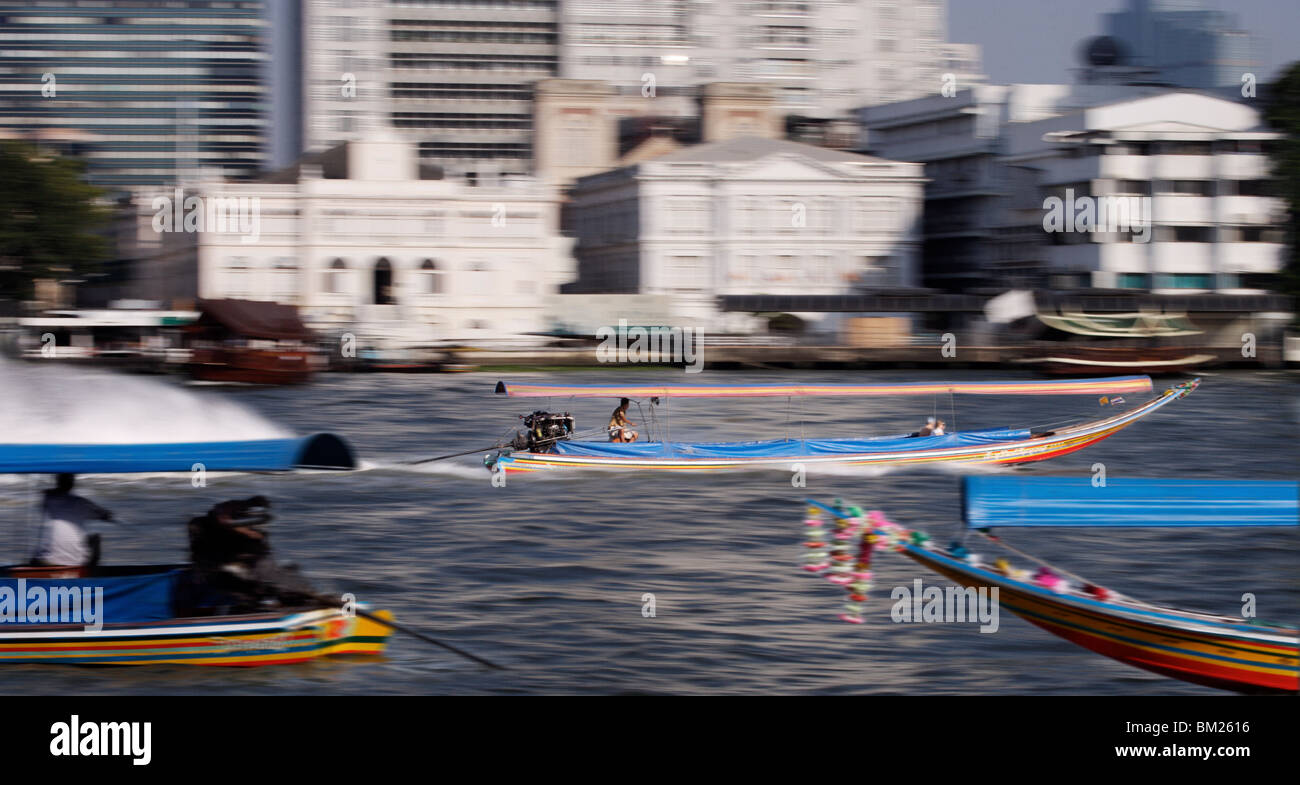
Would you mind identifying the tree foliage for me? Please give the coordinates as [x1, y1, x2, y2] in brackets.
[1264, 62, 1300, 306]
[0, 140, 110, 301]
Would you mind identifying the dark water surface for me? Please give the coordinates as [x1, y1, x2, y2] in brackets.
[1, 368, 1296, 694]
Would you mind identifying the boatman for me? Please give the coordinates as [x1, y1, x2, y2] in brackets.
[608, 398, 639, 443]
[31, 474, 110, 567]
[185, 496, 315, 611]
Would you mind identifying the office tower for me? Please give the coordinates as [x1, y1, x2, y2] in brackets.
[302, 0, 559, 180]
[0, 1, 268, 191]
[559, 0, 982, 117]
[1079, 0, 1259, 89]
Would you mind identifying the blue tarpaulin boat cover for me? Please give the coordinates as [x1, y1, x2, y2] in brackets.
[0, 433, 355, 473]
[0, 569, 180, 625]
[550, 428, 1033, 459]
[963, 476, 1299, 528]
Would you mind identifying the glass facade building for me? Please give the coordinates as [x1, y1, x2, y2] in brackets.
[0, 1, 268, 191]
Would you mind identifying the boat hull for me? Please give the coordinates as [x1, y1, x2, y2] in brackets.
[902, 546, 1299, 694]
[0, 607, 393, 666]
[1016, 346, 1215, 376]
[187, 347, 316, 385]
[493, 382, 1194, 473]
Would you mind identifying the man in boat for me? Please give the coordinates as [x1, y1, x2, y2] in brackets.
[608, 398, 639, 442]
[30, 474, 110, 568]
[181, 496, 315, 613]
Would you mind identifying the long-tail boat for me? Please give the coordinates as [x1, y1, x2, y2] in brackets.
[0, 433, 395, 666]
[485, 376, 1197, 474]
[800, 477, 1299, 694]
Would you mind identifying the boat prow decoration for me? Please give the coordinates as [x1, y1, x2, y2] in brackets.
[799, 476, 1298, 694]
[0, 431, 357, 474]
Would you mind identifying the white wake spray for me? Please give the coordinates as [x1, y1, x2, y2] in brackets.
[0, 357, 290, 444]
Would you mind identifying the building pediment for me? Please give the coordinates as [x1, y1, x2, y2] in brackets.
[1108, 120, 1234, 134]
[696, 153, 889, 181]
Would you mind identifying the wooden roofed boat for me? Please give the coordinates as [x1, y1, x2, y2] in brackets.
[1014, 310, 1216, 376]
[800, 477, 1299, 694]
[185, 298, 322, 385]
[0, 433, 397, 666]
[484, 376, 1198, 474]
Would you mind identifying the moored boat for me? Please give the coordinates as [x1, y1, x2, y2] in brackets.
[1014, 345, 1216, 376]
[1012, 309, 1216, 376]
[185, 299, 322, 385]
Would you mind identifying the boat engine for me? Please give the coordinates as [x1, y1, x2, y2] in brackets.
[512, 410, 575, 452]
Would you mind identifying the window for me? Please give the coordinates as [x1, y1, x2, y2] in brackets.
[1239, 273, 1278, 289]
[1163, 274, 1212, 289]
[1214, 140, 1262, 154]
[1113, 180, 1151, 195]
[469, 260, 491, 295]
[852, 198, 895, 233]
[326, 258, 348, 294]
[666, 255, 707, 290]
[421, 258, 444, 294]
[1116, 273, 1149, 289]
[1156, 226, 1213, 243]
[373, 258, 395, 305]
[224, 258, 249, 298]
[273, 258, 298, 303]
[1156, 142, 1211, 156]
[1236, 180, 1275, 197]
[1222, 226, 1283, 243]
[1156, 180, 1213, 196]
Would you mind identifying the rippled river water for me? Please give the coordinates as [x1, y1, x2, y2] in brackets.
[1, 366, 1296, 695]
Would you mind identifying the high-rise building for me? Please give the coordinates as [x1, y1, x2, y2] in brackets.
[560, 0, 983, 118]
[302, 0, 560, 180]
[299, 1, 982, 181]
[1077, 0, 1258, 89]
[0, 1, 268, 191]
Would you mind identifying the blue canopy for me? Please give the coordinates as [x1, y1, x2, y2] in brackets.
[963, 476, 1299, 528]
[0, 433, 355, 474]
[550, 428, 1033, 459]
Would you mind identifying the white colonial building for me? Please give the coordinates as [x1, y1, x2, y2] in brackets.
[563, 136, 925, 332]
[1001, 91, 1283, 292]
[860, 87, 1284, 293]
[130, 137, 574, 345]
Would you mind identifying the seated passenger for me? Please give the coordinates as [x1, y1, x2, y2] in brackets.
[916, 417, 937, 437]
[31, 474, 109, 568]
[608, 397, 639, 443]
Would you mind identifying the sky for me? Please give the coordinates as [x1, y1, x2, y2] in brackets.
[948, 0, 1300, 85]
